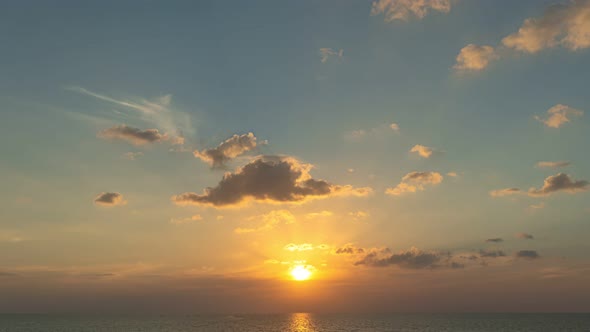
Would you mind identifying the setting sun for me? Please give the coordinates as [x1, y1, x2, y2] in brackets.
[290, 265, 312, 281]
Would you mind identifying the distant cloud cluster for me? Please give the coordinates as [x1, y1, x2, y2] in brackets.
[371, 0, 452, 21]
[479, 249, 506, 258]
[534, 104, 583, 128]
[515, 250, 540, 259]
[334, 244, 366, 255]
[386, 171, 443, 196]
[517, 233, 534, 240]
[485, 238, 503, 243]
[455, 0, 590, 70]
[122, 151, 144, 160]
[354, 246, 454, 269]
[172, 156, 372, 207]
[94, 192, 126, 207]
[194, 133, 258, 168]
[284, 243, 329, 252]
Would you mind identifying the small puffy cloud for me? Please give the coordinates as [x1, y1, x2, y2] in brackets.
[534, 104, 583, 128]
[371, 0, 452, 22]
[319, 48, 343, 63]
[234, 210, 295, 234]
[485, 238, 503, 243]
[305, 210, 334, 219]
[334, 244, 365, 255]
[94, 192, 126, 207]
[98, 125, 167, 146]
[536, 161, 571, 169]
[386, 171, 443, 196]
[489, 188, 522, 197]
[454, 44, 497, 71]
[194, 133, 258, 168]
[447, 172, 458, 177]
[479, 249, 506, 258]
[389, 123, 400, 132]
[355, 246, 449, 269]
[528, 173, 589, 196]
[516, 233, 534, 240]
[502, 1, 590, 53]
[515, 250, 540, 259]
[169, 214, 202, 225]
[172, 156, 372, 207]
[409, 144, 438, 158]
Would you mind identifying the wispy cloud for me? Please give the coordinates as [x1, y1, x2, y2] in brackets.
[371, 0, 452, 22]
[536, 161, 571, 169]
[386, 171, 443, 196]
[319, 48, 343, 63]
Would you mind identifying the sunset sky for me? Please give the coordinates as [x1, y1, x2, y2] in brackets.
[1, 0, 590, 313]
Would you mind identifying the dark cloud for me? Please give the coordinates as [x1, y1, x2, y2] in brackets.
[516, 250, 540, 259]
[355, 247, 449, 269]
[334, 244, 365, 255]
[172, 156, 371, 207]
[94, 192, 126, 207]
[479, 249, 506, 258]
[528, 173, 589, 196]
[98, 125, 167, 145]
[194, 133, 258, 168]
[517, 233, 534, 240]
[485, 238, 503, 243]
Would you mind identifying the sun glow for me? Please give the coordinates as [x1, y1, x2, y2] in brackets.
[290, 265, 312, 281]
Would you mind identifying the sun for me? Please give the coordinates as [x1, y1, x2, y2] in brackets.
[290, 265, 312, 281]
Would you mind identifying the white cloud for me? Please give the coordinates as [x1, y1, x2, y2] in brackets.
[319, 48, 343, 63]
[536, 161, 571, 169]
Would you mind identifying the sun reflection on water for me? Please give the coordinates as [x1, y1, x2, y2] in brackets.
[289, 312, 316, 332]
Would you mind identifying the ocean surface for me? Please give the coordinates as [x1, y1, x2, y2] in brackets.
[0, 313, 589, 331]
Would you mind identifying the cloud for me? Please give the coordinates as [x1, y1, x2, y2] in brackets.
[479, 249, 506, 258]
[349, 211, 370, 220]
[193, 133, 258, 168]
[447, 172, 458, 177]
[515, 250, 540, 259]
[454, 44, 498, 71]
[536, 161, 571, 169]
[234, 210, 295, 234]
[319, 48, 343, 63]
[68, 87, 189, 143]
[371, 0, 452, 22]
[485, 238, 503, 243]
[355, 246, 450, 269]
[334, 244, 366, 255]
[122, 152, 144, 160]
[516, 233, 534, 240]
[528, 202, 546, 211]
[534, 104, 583, 128]
[305, 210, 334, 219]
[172, 156, 372, 207]
[344, 123, 400, 141]
[409, 144, 439, 158]
[528, 173, 589, 196]
[502, 0, 590, 53]
[169, 214, 203, 225]
[489, 188, 522, 197]
[386, 171, 443, 196]
[284, 243, 329, 252]
[94, 192, 126, 207]
[390, 123, 400, 132]
[98, 125, 167, 146]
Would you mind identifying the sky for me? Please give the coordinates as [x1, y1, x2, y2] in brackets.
[1, 0, 590, 313]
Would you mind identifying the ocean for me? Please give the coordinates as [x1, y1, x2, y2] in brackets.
[0, 313, 588, 331]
